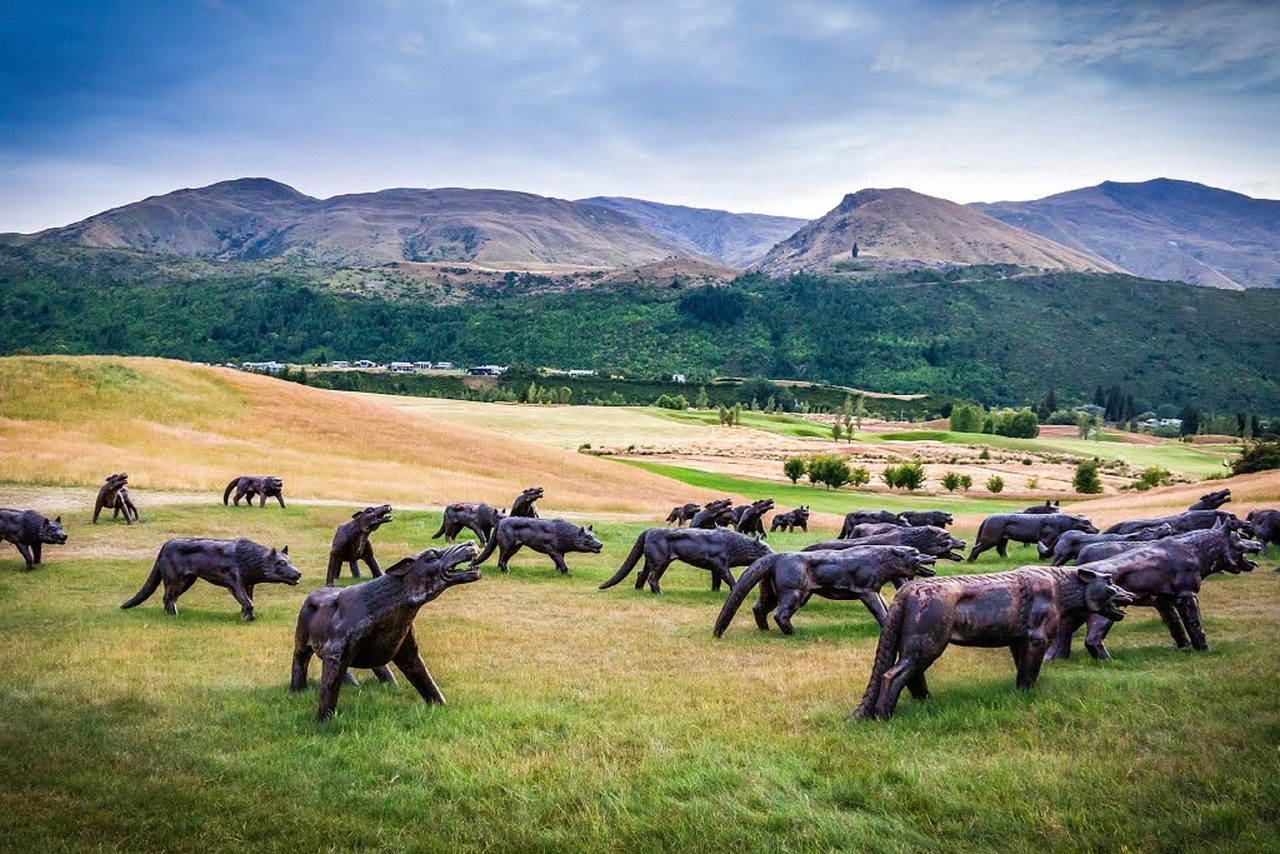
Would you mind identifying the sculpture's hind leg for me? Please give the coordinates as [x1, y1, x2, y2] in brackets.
[162, 573, 191, 615]
[773, 588, 807, 635]
[317, 655, 351, 721]
[393, 632, 445, 705]
[1012, 638, 1048, 689]
[873, 657, 920, 720]
[646, 559, 671, 594]
[290, 646, 313, 692]
[752, 575, 778, 630]
[370, 665, 397, 685]
[497, 542, 520, 573]
[996, 538, 1009, 558]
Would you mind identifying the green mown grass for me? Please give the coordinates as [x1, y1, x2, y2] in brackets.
[642, 408, 834, 439]
[1, 499, 1277, 851]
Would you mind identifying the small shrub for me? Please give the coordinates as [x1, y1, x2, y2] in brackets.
[959, 474, 973, 492]
[1133, 466, 1173, 491]
[850, 466, 870, 487]
[941, 471, 962, 492]
[1073, 460, 1103, 494]
[783, 456, 807, 484]
[896, 462, 926, 491]
[979, 448, 991, 460]
[986, 475, 1004, 493]
[808, 454, 852, 489]
[1231, 440, 1280, 475]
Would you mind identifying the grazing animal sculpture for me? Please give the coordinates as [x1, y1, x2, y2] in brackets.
[1188, 489, 1231, 512]
[599, 527, 771, 594]
[290, 542, 480, 721]
[93, 472, 138, 524]
[1041, 524, 1175, 566]
[510, 486, 544, 518]
[431, 503, 505, 544]
[804, 526, 966, 562]
[899, 510, 953, 528]
[326, 504, 394, 586]
[691, 499, 735, 529]
[770, 506, 810, 533]
[733, 499, 774, 538]
[1103, 509, 1244, 536]
[0, 509, 68, 570]
[838, 510, 906, 539]
[470, 517, 602, 574]
[666, 502, 701, 526]
[967, 513, 1097, 561]
[1244, 509, 1280, 557]
[1021, 500, 1060, 515]
[223, 475, 287, 508]
[853, 566, 1133, 721]
[121, 537, 300, 621]
[1049, 524, 1259, 659]
[714, 546, 937, 637]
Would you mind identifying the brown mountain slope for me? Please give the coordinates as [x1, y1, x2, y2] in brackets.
[755, 187, 1123, 277]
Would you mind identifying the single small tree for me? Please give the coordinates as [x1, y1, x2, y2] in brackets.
[832, 422, 844, 442]
[959, 474, 973, 492]
[808, 454, 852, 489]
[896, 461, 925, 491]
[718, 404, 730, 425]
[695, 386, 710, 409]
[1073, 460, 1104, 494]
[941, 471, 962, 492]
[783, 456, 807, 484]
[986, 475, 1005, 494]
[731, 403, 743, 426]
[850, 465, 870, 487]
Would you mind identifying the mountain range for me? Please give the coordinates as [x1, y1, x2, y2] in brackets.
[3, 176, 1276, 288]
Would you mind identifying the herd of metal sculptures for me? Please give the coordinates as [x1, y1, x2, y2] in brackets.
[3, 473, 1278, 723]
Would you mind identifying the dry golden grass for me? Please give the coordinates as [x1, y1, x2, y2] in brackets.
[1070, 470, 1280, 528]
[0, 356, 733, 513]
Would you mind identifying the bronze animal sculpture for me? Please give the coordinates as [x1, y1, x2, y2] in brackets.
[967, 513, 1098, 561]
[1188, 489, 1231, 512]
[714, 546, 936, 637]
[666, 502, 701, 526]
[121, 537, 300, 620]
[93, 472, 138, 524]
[853, 566, 1133, 721]
[600, 527, 772, 594]
[1041, 524, 1175, 566]
[471, 517, 602, 574]
[1103, 509, 1243, 536]
[733, 499, 774, 538]
[291, 542, 480, 721]
[431, 503, 505, 544]
[223, 475, 287, 508]
[1049, 524, 1258, 659]
[0, 509, 67, 570]
[837, 510, 906, 539]
[770, 506, 810, 533]
[690, 499, 735, 529]
[899, 510, 953, 528]
[1021, 500, 1060, 515]
[1244, 509, 1280, 556]
[511, 486, 543, 518]
[804, 526, 966, 562]
[847, 522, 905, 539]
[326, 504, 394, 585]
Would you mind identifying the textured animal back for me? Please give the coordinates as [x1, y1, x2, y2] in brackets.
[233, 538, 269, 573]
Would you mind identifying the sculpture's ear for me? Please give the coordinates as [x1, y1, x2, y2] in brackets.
[352, 510, 363, 519]
[587, 524, 594, 532]
[282, 545, 289, 555]
[54, 516, 61, 524]
[1076, 567, 1099, 582]
[386, 557, 416, 577]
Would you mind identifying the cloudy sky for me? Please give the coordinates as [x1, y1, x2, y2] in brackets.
[2, 0, 1277, 232]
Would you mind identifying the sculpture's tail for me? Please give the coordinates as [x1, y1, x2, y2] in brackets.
[838, 516, 853, 539]
[121, 558, 163, 609]
[430, 520, 447, 540]
[470, 527, 500, 566]
[222, 478, 238, 505]
[599, 532, 648, 589]
[713, 553, 777, 637]
[853, 596, 907, 720]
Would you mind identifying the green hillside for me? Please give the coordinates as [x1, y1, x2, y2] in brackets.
[3, 246, 1278, 414]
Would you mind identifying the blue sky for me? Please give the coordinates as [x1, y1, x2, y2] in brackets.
[1, 0, 1277, 232]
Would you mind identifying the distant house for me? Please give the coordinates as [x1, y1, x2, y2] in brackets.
[242, 361, 285, 374]
[671, 373, 687, 384]
[567, 369, 596, 378]
[467, 364, 507, 376]
[413, 361, 433, 370]
[355, 359, 377, 369]
[389, 362, 415, 374]
[435, 361, 455, 370]
[329, 360, 350, 368]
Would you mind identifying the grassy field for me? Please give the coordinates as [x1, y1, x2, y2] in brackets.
[1, 496, 1278, 852]
[2, 356, 1279, 851]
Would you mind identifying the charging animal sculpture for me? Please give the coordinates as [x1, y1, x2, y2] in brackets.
[510, 486, 544, 518]
[691, 499, 735, 529]
[665, 503, 701, 526]
[326, 504, 394, 586]
[770, 506, 810, 534]
[899, 510, 953, 528]
[223, 475, 287, 508]
[93, 472, 138, 524]
[432, 503, 505, 544]
[732, 499, 774, 538]
[804, 526, 966, 562]
[1021, 500, 1060, 515]
[853, 566, 1133, 721]
[1188, 489, 1231, 511]
[291, 542, 480, 721]
[837, 510, 905, 539]
[1041, 524, 1175, 566]
[471, 517, 602, 574]
[600, 527, 772, 594]
[121, 538, 300, 621]
[714, 546, 937, 637]
[967, 513, 1097, 561]
[1103, 509, 1243, 536]
[1244, 509, 1280, 556]
[1048, 524, 1259, 660]
[0, 509, 67, 570]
